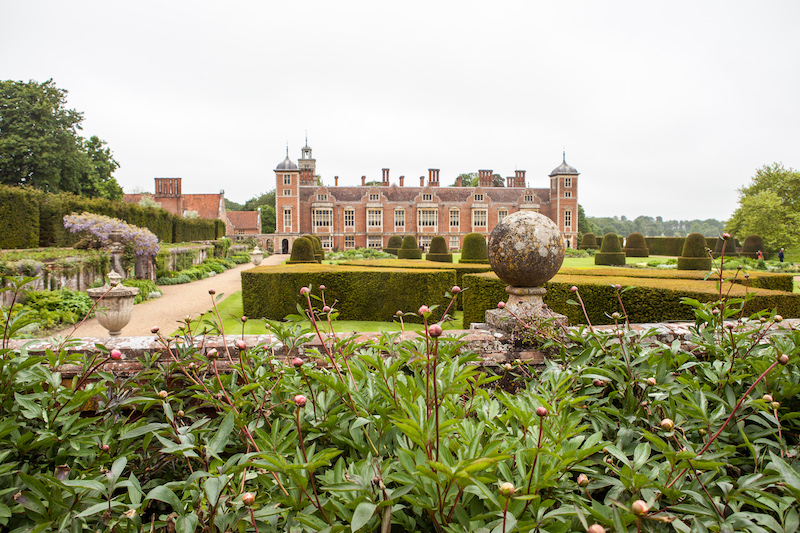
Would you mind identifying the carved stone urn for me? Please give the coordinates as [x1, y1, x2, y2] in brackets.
[485, 211, 568, 332]
[86, 271, 139, 336]
[249, 246, 264, 266]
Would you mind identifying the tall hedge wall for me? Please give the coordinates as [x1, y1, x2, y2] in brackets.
[461, 271, 800, 328]
[242, 264, 455, 323]
[0, 185, 223, 248]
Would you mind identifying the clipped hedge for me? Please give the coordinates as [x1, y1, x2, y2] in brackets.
[383, 235, 403, 256]
[242, 264, 455, 322]
[741, 235, 765, 259]
[460, 233, 488, 264]
[397, 235, 422, 260]
[287, 237, 316, 264]
[461, 271, 800, 327]
[338, 259, 492, 310]
[595, 233, 625, 266]
[0, 185, 223, 249]
[624, 233, 649, 257]
[644, 237, 686, 257]
[678, 232, 712, 271]
[579, 233, 599, 250]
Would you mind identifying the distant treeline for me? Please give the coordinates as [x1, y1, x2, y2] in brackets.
[584, 215, 725, 238]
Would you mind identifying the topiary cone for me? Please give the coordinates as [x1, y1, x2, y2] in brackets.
[459, 233, 488, 264]
[397, 235, 422, 259]
[286, 237, 317, 264]
[624, 232, 649, 258]
[677, 232, 712, 270]
[426, 235, 453, 263]
[594, 233, 626, 266]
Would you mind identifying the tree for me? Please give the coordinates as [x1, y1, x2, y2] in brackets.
[726, 163, 800, 250]
[0, 79, 122, 199]
[451, 172, 504, 187]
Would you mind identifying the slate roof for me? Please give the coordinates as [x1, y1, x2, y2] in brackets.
[299, 185, 550, 204]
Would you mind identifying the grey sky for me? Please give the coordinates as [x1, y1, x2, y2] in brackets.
[3, 1, 798, 221]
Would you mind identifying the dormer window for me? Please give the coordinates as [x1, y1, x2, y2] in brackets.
[474, 193, 484, 202]
[423, 193, 432, 201]
[317, 194, 327, 201]
[524, 194, 534, 203]
[369, 193, 379, 201]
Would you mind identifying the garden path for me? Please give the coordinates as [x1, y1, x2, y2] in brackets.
[54, 254, 288, 339]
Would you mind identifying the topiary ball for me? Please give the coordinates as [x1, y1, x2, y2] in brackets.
[488, 211, 565, 287]
[459, 233, 488, 264]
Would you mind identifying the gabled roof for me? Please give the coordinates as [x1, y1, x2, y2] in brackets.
[182, 194, 224, 220]
[299, 185, 551, 204]
[227, 210, 260, 230]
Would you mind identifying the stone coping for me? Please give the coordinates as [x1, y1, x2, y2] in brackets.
[7, 318, 797, 378]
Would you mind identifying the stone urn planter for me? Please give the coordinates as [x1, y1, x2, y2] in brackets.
[249, 246, 264, 266]
[86, 271, 139, 336]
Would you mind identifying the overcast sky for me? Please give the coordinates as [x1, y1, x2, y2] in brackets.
[3, 1, 798, 221]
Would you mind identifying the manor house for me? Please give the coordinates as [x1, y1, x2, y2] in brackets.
[273, 143, 578, 254]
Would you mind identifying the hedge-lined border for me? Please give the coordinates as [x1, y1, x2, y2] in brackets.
[461, 271, 800, 327]
[242, 264, 455, 323]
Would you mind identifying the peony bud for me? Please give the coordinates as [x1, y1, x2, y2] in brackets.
[207, 348, 218, 360]
[322, 305, 331, 313]
[158, 390, 168, 399]
[497, 301, 505, 309]
[646, 377, 657, 386]
[631, 500, 649, 516]
[611, 312, 621, 320]
[499, 482, 515, 497]
[722, 233, 730, 240]
[774, 315, 783, 323]
[300, 286, 310, 295]
[536, 406, 548, 417]
[451, 286, 461, 294]
[294, 394, 307, 407]
[177, 410, 184, 418]
[588, 525, 605, 533]
[428, 324, 443, 338]
[236, 339, 247, 351]
[109, 349, 122, 360]
[241, 492, 255, 506]
[418, 305, 430, 315]
[319, 285, 326, 291]
[577, 474, 589, 487]
[396, 310, 403, 316]
[208, 288, 216, 295]
[593, 379, 604, 387]
[151, 326, 160, 334]
[771, 401, 781, 410]
[660, 418, 674, 431]
[570, 286, 578, 293]
[762, 394, 773, 403]
[292, 357, 304, 367]
[613, 284, 622, 291]
[778, 354, 790, 365]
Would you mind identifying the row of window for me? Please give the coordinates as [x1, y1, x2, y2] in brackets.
[308, 235, 463, 251]
[305, 207, 508, 228]
[285, 208, 572, 231]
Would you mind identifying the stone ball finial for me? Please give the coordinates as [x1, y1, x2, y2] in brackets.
[488, 211, 565, 287]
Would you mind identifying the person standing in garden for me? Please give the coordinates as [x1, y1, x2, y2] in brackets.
[779, 248, 785, 262]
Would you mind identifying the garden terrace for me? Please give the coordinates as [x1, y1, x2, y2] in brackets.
[461, 271, 800, 327]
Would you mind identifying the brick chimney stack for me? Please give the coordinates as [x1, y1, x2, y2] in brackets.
[456, 176, 462, 187]
[514, 170, 526, 188]
[399, 175, 404, 187]
[506, 176, 512, 187]
[428, 169, 440, 187]
[334, 176, 339, 186]
[361, 176, 366, 186]
[382, 168, 390, 186]
[478, 170, 493, 187]
[420, 176, 425, 186]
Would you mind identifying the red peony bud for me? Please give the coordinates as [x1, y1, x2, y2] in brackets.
[588, 524, 605, 533]
[778, 353, 790, 365]
[151, 326, 160, 334]
[762, 394, 774, 403]
[292, 357, 304, 367]
[300, 286, 310, 295]
[319, 285, 326, 291]
[497, 301, 505, 309]
[570, 286, 578, 293]
[109, 349, 122, 360]
[241, 492, 255, 506]
[236, 339, 247, 351]
[646, 377, 657, 386]
[322, 305, 331, 313]
[451, 286, 461, 294]
[208, 288, 216, 295]
[577, 473, 589, 487]
[158, 390, 168, 399]
[418, 305, 430, 315]
[294, 394, 307, 407]
[536, 406, 548, 417]
[428, 324, 443, 338]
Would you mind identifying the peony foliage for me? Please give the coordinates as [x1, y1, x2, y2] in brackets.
[63, 212, 160, 256]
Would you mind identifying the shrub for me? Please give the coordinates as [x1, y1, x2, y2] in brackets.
[678, 232, 713, 270]
[643, 237, 686, 256]
[741, 234, 766, 259]
[397, 235, 422, 260]
[624, 232, 649, 257]
[230, 252, 251, 264]
[579, 232, 599, 250]
[156, 273, 191, 285]
[213, 237, 231, 258]
[242, 264, 454, 322]
[459, 232, 488, 264]
[287, 237, 317, 264]
[594, 233, 626, 266]
[304, 234, 325, 262]
[383, 235, 403, 256]
[63, 212, 160, 257]
[121, 278, 161, 304]
[426, 236, 453, 263]
[713, 234, 738, 258]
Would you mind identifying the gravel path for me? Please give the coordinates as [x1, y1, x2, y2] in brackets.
[54, 254, 287, 338]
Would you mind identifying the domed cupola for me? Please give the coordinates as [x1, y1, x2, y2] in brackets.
[276, 153, 298, 171]
[549, 152, 579, 176]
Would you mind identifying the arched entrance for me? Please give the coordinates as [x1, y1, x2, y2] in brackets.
[281, 239, 289, 254]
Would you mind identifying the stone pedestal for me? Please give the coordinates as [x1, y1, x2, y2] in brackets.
[486, 286, 567, 332]
[86, 272, 139, 336]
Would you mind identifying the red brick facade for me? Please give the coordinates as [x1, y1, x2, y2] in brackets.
[272, 147, 579, 255]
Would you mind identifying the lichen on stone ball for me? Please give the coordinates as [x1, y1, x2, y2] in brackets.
[488, 211, 566, 287]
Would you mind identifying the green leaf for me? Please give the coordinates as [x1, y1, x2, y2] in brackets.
[120, 422, 169, 440]
[176, 513, 199, 533]
[145, 485, 183, 512]
[351, 501, 377, 532]
[207, 411, 234, 456]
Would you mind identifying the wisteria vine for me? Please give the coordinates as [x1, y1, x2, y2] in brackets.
[63, 212, 160, 257]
